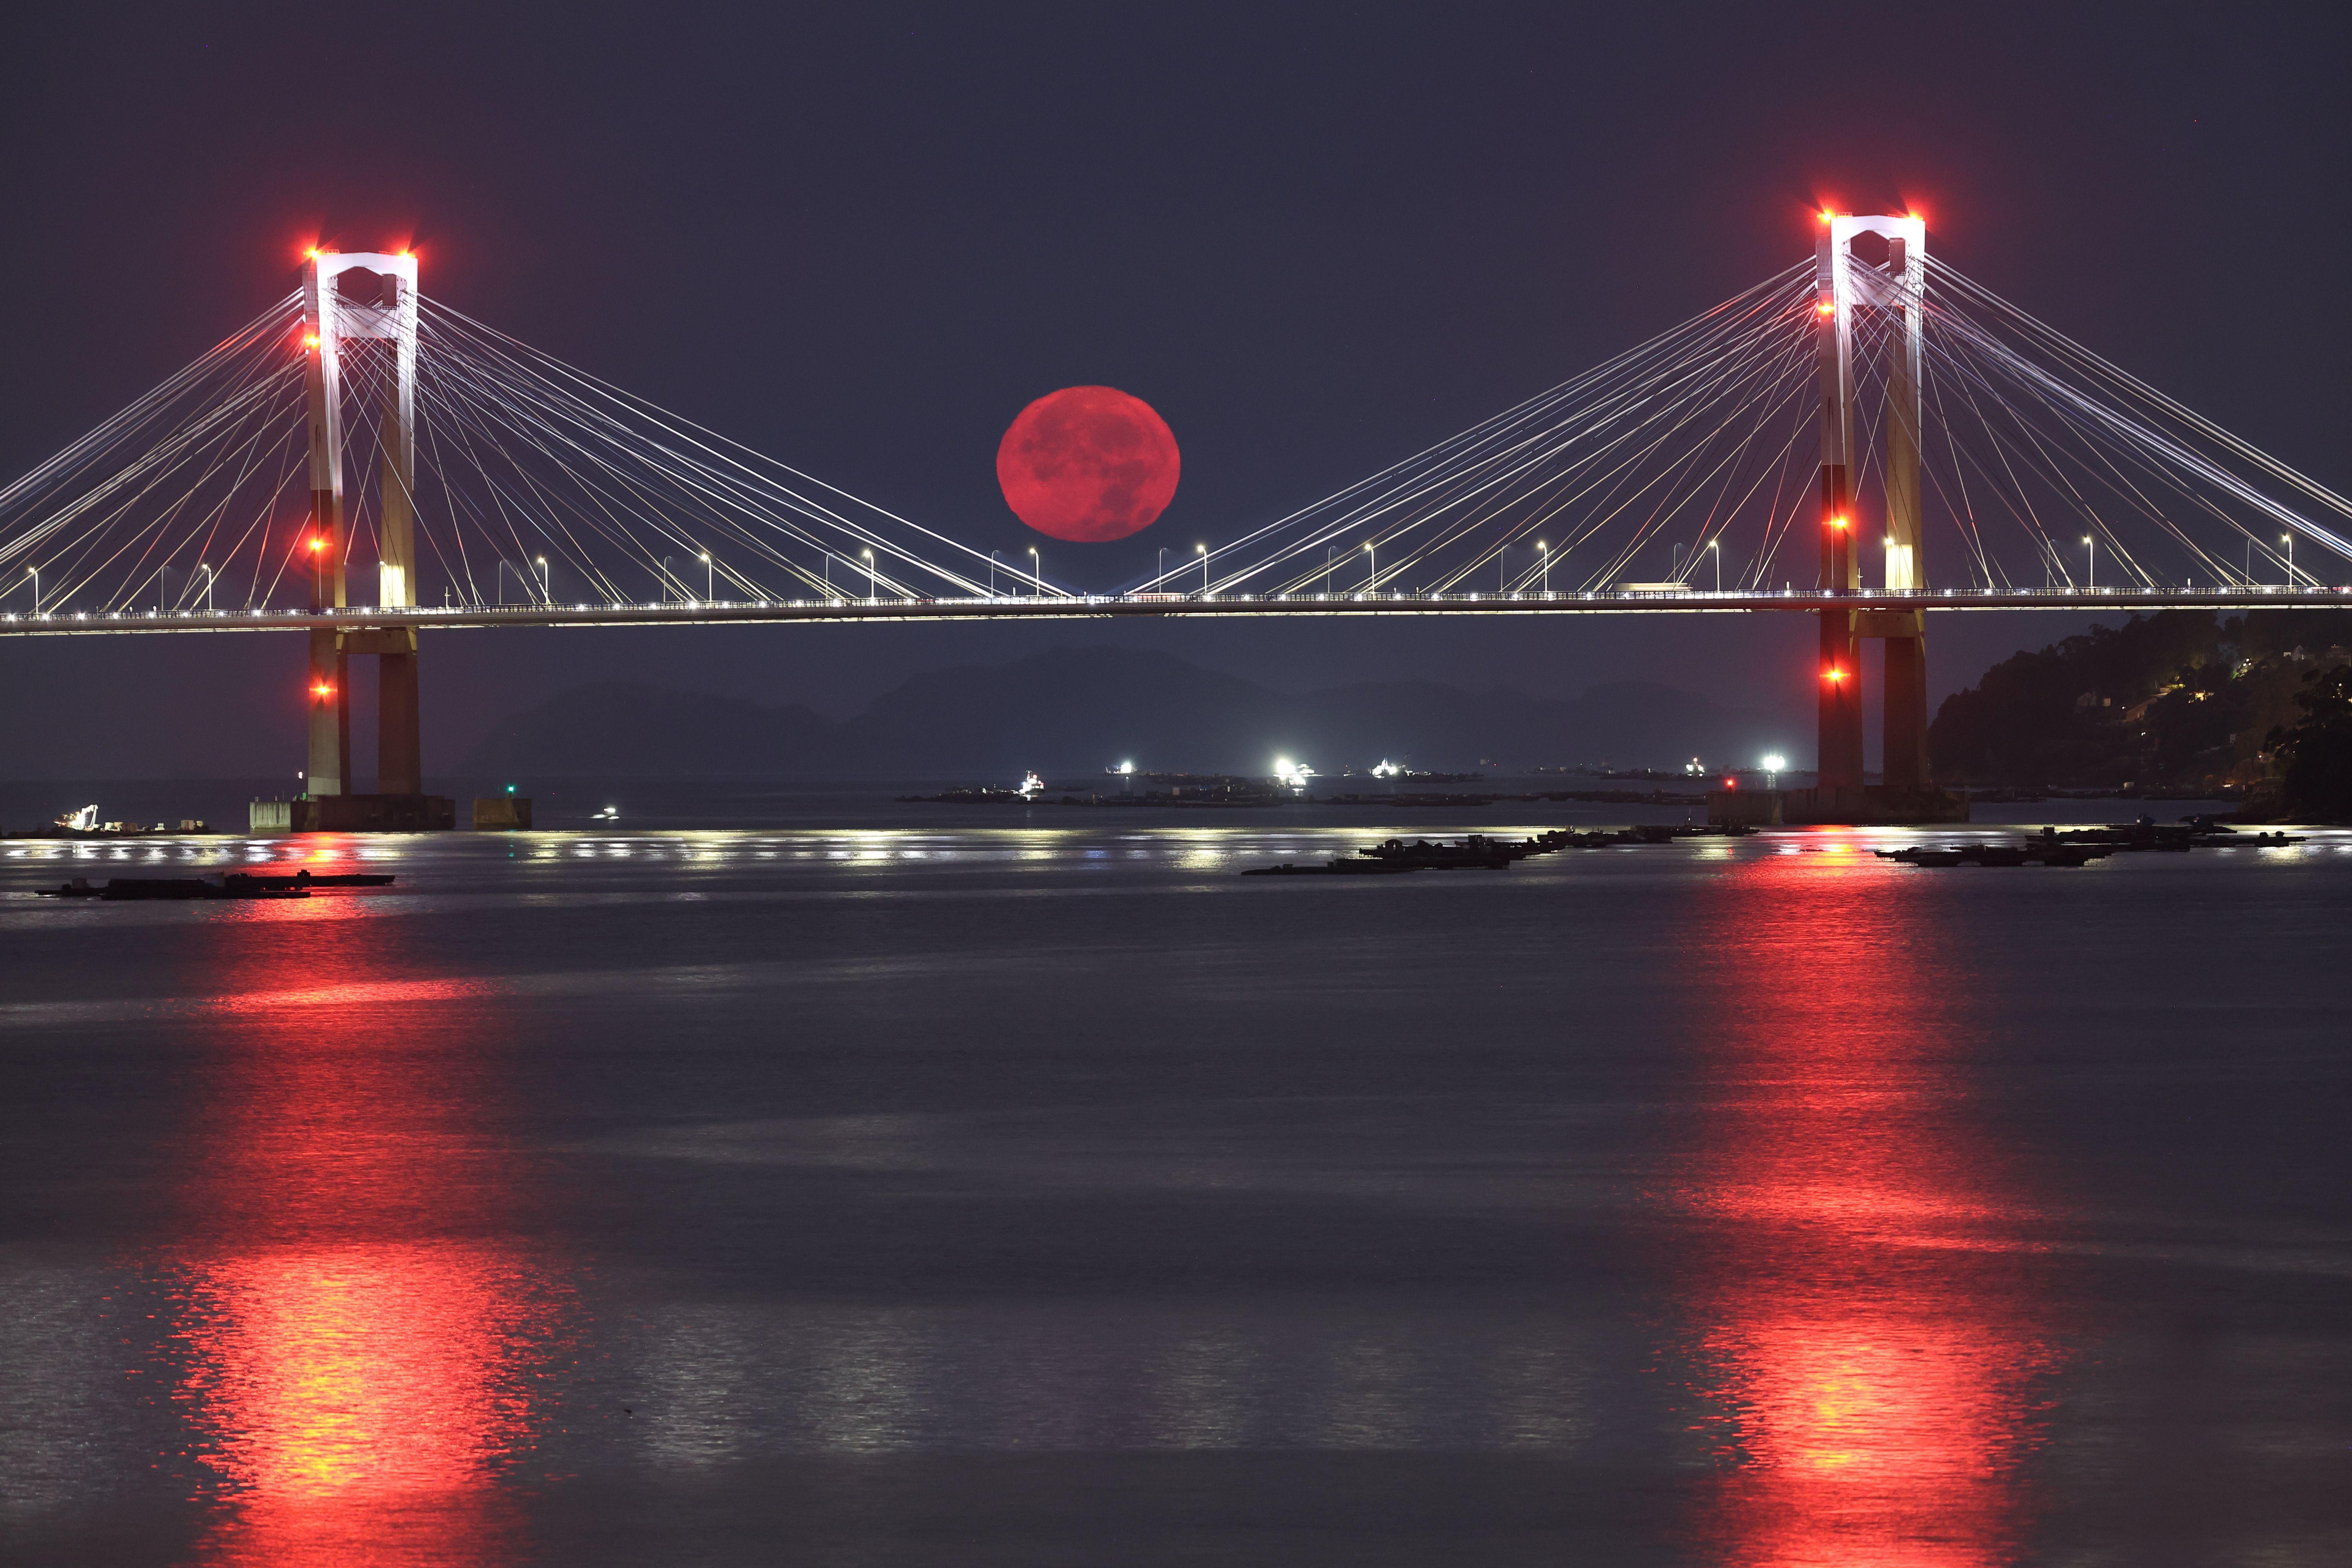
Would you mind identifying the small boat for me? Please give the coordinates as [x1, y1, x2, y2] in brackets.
[1358, 837, 1517, 869]
[39, 877, 309, 901]
[222, 870, 396, 889]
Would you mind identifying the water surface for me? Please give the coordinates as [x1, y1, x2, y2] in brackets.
[5, 805, 2348, 1563]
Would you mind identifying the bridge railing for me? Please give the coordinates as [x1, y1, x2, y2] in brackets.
[5, 580, 2350, 633]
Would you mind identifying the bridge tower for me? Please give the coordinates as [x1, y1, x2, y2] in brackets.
[299, 249, 421, 799]
[1815, 213, 1929, 794]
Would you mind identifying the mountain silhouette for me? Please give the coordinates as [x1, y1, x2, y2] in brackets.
[459, 645, 1782, 777]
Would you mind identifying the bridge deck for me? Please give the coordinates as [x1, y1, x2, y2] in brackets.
[1, 585, 2345, 636]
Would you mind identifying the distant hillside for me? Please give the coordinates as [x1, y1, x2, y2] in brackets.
[1928, 608, 2352, 788]
[459, 645, 1783, 777]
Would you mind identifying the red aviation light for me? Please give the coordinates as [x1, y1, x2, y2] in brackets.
[1824, 664, 1847, 684]
[307, 536, 326, 553]
[1815, 300, 1835, 317]
[311, 681, 333, 699]
[1830, 516, 1849, 530]
[302, 332, 320, 349]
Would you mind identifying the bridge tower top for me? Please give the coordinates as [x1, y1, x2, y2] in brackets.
[300, 249, 420, 612]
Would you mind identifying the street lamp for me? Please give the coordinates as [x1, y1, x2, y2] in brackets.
[700, 550, 713, 600]
[198, 563, 213, 612]
[1196, 542, 1208, 596]
[1762, 753, 1786, 790]
[1538, 541, 1549, 594]
[1709, 539, 1721, 592]
[1363, 540, 1375, 594]
[2283, 532, 2296, 586]
[2082, 535, 2094, 591]
[1028, 545, 1040, 597]
[535, 555, 550, 602]
[862, 548, 875, 600]
[27, 564, 38, 616]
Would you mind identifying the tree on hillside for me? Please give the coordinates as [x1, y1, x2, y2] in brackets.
[1929, 609, 2352, 789]
[2267, 667, 2352, 822]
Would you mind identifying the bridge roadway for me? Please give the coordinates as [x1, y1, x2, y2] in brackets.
[1, 584, 2346, 636]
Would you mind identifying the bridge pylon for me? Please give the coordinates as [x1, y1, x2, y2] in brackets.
[299, 248, 422, 801]
[1816, 212, 1931, 796]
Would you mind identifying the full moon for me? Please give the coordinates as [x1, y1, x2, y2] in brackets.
[995, 386, 1180, 543]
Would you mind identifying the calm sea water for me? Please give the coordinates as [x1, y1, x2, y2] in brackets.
[4, 788, 2349, 1564]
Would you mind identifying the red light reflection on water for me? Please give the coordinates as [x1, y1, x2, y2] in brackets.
[164, 924, 562, 1566]
[1673, 848, 2060, 1566]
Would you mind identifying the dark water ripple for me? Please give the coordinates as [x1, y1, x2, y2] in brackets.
[3, 813, 2348, 1564]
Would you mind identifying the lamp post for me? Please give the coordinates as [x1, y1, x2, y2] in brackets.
[1028, 546, 1040, 597]
[535, 555, 550, 603]
[989, 551, 998, 595]
[2083, 535, 2095, 591]
[199, 563, 212, 612]
[1158, 547, 1166, 587]
[1538, 541, 1549, 594]
[2283, 532, 2296, 586]
[1499, 545, 1507, 593]
[1710, 539, 1721, 592]
[1196, 542, 1208, 596]
[863, 548, 875, 601]
[701, 551, 713, 600]
[1363, 541, 1375, 594]
[1763, 752, 1785, 791]
[1326, 545, 1334, 594]
[27, 565, 37, 617]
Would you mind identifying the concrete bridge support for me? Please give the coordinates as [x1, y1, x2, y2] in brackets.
[299, 249, 424, 808]
[1817, 213, 1939, 803]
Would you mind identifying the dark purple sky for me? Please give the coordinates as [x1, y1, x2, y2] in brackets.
[4, 2, 2347, 779]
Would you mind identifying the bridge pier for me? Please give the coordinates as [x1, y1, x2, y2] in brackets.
[379, 644, 422, 796]
[1882, 624, 1929, 791]
[306, 628, 348, 796]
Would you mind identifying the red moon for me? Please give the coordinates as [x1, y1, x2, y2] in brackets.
[995, 386, 1180, 543]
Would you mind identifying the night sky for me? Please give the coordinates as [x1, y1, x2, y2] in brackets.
[4, 2, 2347, 779]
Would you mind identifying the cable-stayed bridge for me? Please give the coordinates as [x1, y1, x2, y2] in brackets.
[4, 221, 2349, 801]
